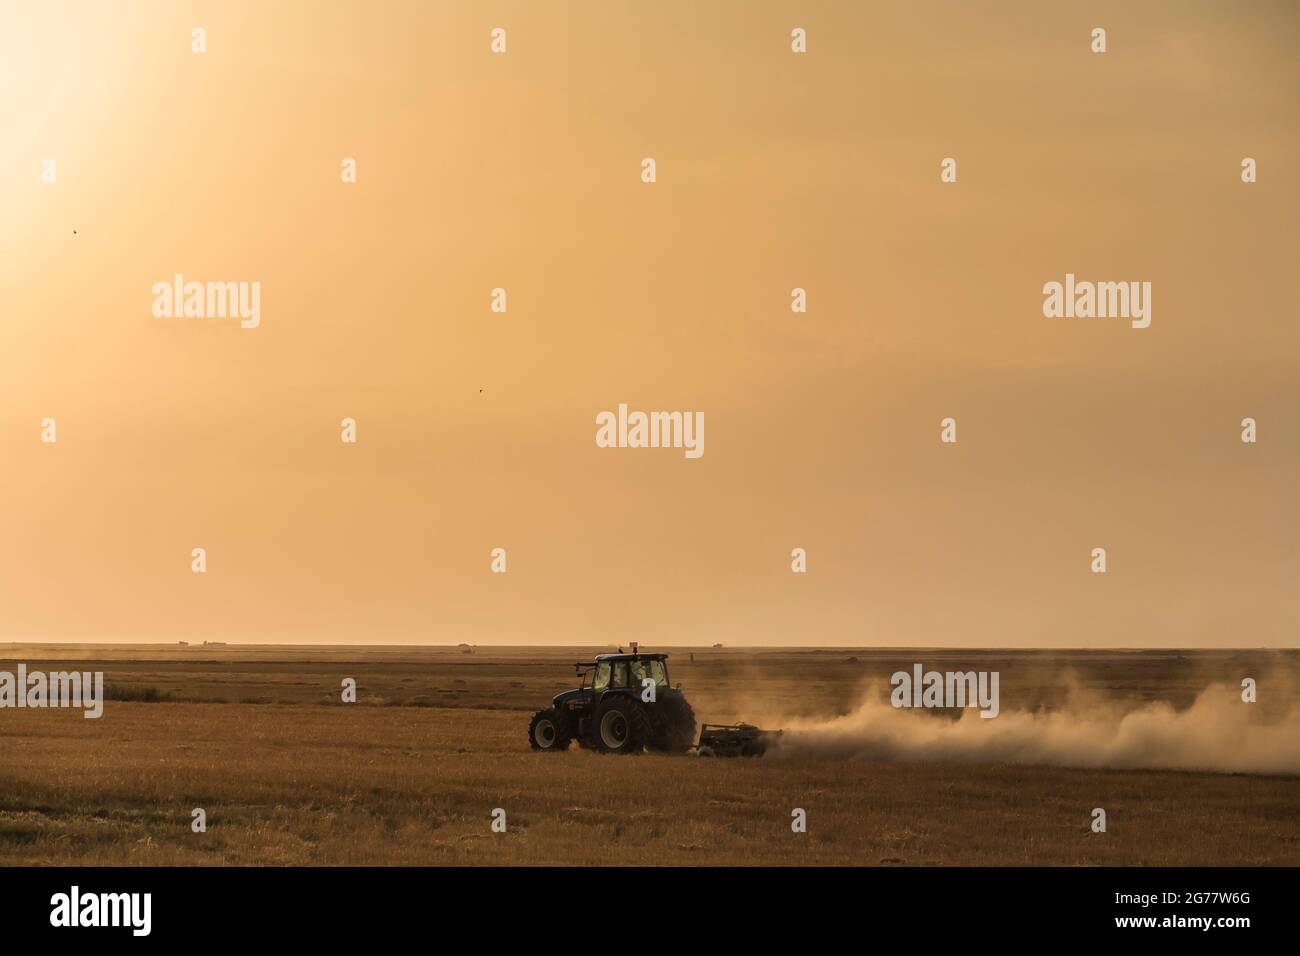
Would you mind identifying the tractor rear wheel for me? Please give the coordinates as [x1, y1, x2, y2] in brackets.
[646, 688, 697, 753]
[592, 697, 650, 754]
[528, 708, 573, 751]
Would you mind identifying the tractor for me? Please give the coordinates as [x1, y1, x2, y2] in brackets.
[528, 647, 696, 755]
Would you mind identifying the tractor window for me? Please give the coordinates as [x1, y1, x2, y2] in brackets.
[612, 662, 629, 688]
[630, 659, 668, 688]
[593, 663, 610, 691]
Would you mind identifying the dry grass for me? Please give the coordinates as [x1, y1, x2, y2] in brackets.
[0, 645, 1296, 865]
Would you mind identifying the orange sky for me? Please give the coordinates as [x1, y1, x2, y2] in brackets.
[1, 1, 1297, 646]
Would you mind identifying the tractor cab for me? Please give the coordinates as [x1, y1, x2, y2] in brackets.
[554, 649, 671, 712]
[586, 652, 670, 697]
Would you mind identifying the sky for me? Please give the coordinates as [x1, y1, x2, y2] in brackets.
[1, 1, 1297, 646]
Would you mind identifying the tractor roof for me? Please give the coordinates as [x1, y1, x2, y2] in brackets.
[591, 652, 668, 663]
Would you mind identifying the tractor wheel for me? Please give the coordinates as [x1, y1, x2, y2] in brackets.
[646, 688, 697, 753]
[592, 697, 650, 754]
[528, 708, 573, 751]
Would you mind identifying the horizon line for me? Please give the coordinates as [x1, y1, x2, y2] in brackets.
[0, 641, 1295, 652]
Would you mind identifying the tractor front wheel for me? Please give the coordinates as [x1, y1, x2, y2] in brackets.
[592, 697, 650, 754]
[528, 708, 573, 751]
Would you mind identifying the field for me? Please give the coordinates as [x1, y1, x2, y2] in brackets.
[1, 645, 1297, 866]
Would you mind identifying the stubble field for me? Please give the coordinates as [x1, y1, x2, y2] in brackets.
[1, 645, 1296, 866]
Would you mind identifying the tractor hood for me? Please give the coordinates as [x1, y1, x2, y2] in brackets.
[552, 688, 592, 709]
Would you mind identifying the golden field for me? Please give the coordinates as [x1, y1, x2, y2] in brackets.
[1, 645, 1296, 866]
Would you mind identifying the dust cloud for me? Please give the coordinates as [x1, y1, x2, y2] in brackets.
[772, 680, 1300, 775]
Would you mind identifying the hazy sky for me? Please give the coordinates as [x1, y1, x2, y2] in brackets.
[1, 1, 1297, 646]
